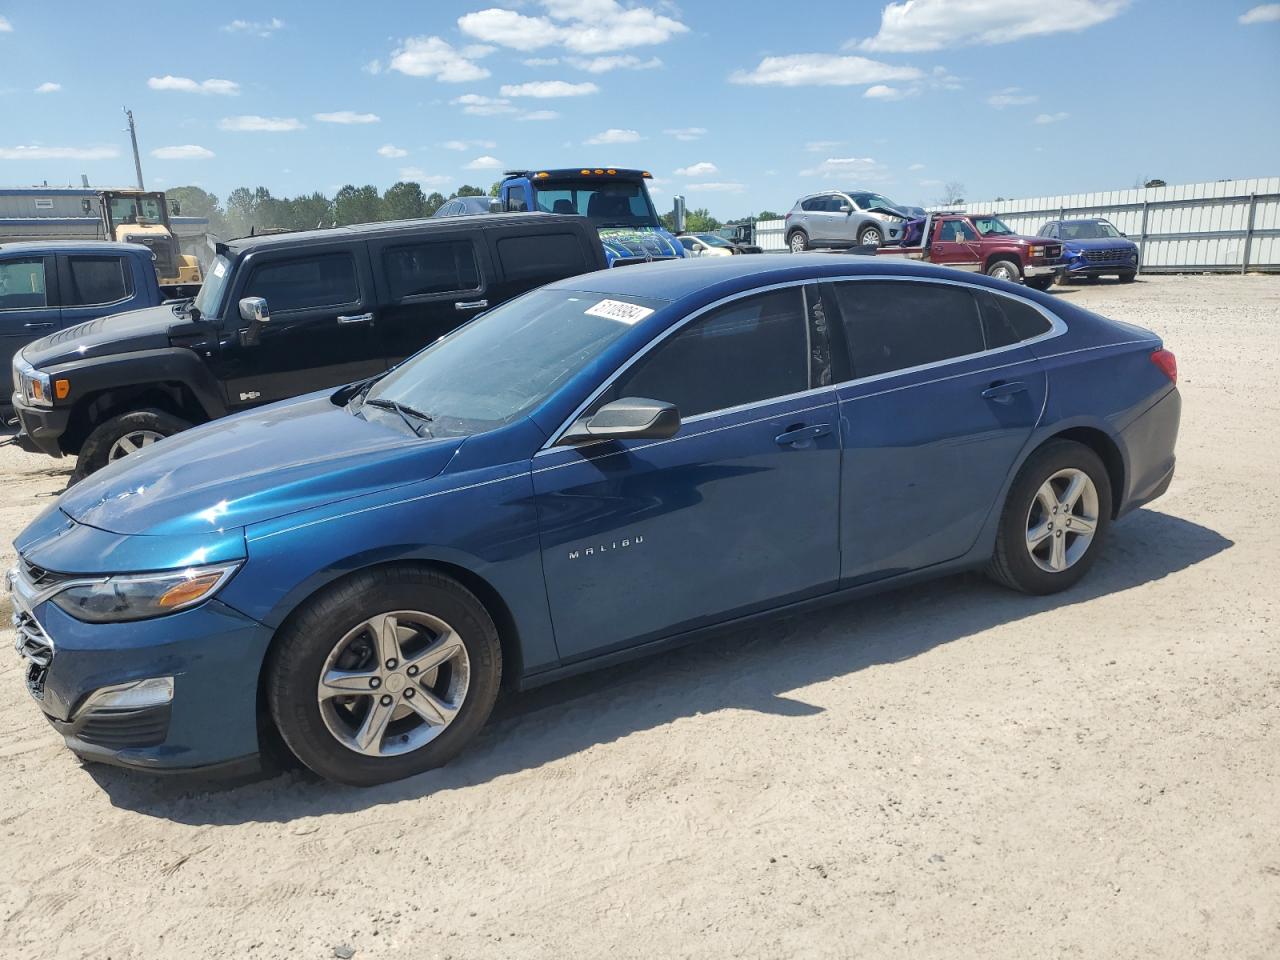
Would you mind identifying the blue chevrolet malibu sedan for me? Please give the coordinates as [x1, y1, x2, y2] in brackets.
[8, 256, 1180, 785]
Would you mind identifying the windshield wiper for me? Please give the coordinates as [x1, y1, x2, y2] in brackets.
[365, 398, 434, 437]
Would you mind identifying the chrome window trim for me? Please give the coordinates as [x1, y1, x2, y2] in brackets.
[537, 273, 1070, 453]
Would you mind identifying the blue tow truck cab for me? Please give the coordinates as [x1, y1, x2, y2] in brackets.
[498, 168, 684, 266]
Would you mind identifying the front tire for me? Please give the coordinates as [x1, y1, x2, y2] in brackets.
[788, 230, 809, 253]
[71, 408, 192, 484]
[1025, 275, 1054, 291]
[857, 225, 884, 247]
[266, 566, 502, 786]
[989, 440, 1112, 595]
[1118, 271, 1136, 283]
[986, 259, 1022, 283]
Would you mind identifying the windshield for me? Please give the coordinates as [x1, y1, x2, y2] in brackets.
[695, 233, 732, 247]
[361, 287, 667, 438]
[847, 192, 900, 211]
[532, 178, 660, 228]
[974, 216, 1015, 235]
[1060, 220, 1122, 240]
[193, 254, 232, 317]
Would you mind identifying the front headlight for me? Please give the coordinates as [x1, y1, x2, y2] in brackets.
[1029, 245, 1046, 257]
[15, 359, 52, 408]
[50, 563, 240, 623]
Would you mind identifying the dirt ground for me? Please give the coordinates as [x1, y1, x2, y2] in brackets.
[1, 273, 1277, 960]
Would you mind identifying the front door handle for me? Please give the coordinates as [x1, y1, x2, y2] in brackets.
[337, 312, 373, 325]
[455, 299, 489, 311]
[981, 380, 1028, 401]
[23, 322, 55, 330]
[774, 423, 831, 447]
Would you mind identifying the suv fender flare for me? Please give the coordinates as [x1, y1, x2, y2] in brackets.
[47, 347, 228, 421]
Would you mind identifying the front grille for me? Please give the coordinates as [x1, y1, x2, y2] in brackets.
[76, 705, 171, 749]
[13, 608, 53, 700]
[20, 558, 63, 591]
[1043, 243, 1061, 258]
[1083, 247, 1131, 263]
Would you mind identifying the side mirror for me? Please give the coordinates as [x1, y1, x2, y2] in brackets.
[488, 198, 503, 213]
[838, 205, 852, 214]
[239, 296, 270, 323]
[557, 397, 681, 445]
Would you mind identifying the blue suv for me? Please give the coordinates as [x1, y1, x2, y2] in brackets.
[9, 256, 1180, 785]
[1037, 218, 1140, 283]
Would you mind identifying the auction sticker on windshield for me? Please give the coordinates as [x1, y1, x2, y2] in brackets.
[585, 299, 654, 325]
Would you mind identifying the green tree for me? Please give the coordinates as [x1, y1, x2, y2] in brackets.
[382, 181, 428, 221]
[334, 184, 383, 225]
[488, 181, 503, 198]
[423, 191, 447, 216]
[684, 207, 721, 232]
[455, 184, 485, 197]
[167, 186, 225, 235]
[755, 210, 781, 221]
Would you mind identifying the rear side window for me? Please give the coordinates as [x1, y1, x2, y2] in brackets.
[800, 197, 825, 212]
[66, 256, 133, 306]
[976, 290, 1053, 348]
[497, 232, 589, 283]
[828, 280, 985, 378]
[245, 253, 359, 313]
[0, 258, 48, 309]
[608, 288, 808, 418]
[383, 240, 480, 299]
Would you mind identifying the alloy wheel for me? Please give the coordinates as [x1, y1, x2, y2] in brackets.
[861, 228, 883, 246]
[1025, 468, 1099, 573]
[108, 429, 166, 461]
[317, 610, 471, 757]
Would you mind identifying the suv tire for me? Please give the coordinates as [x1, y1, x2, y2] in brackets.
[1119, 271, 1136, 283]
[788, 230, 809, 253]
[857, 225, 884, 247]
[266, 566, 503, 787]
[71, 408, 193, 484]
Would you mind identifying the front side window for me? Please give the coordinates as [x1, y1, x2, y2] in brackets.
[828, 280, 985, 379]
[0, 258, 48, 309]
[67, 256, 133, 306]
[606, 288, 809, 419]
[244, 253, 359, 314]
[383, 240, 480, 298]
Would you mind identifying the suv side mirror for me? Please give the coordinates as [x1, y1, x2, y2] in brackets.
[239, 296, 270, 323]
[557, 397, 681, 445]
[838, 204, 852, 214]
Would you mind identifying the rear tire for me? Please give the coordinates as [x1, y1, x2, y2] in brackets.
[988, 440, 1112, 595]
[986, 259, 1022, 283]
[266, 566, 502, 787]
[70, 408, 192, 485]
[788, 230, 809, 253]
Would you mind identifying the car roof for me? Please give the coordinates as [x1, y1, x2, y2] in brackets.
[0, 240, 149, 257]
[222, 212, 584, 254]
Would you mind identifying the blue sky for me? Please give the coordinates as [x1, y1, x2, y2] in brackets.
[1, 0, 1278, 217]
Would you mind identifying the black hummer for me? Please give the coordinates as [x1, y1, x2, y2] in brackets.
[11, 213, 607, 480]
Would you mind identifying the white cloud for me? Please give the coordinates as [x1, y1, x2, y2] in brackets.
[150, 144, 215, 160]
[857, 0, 1128, 52]
[864, 84, 913, 100]
[378, 144, 409, 158]
[466, 155, 504, 170]
[0, 16, 12, 32]
[799, 156, 892, 182]
[519, 110, 560, 121]
[523, 57, 561, 66]
[500, 79, 599, 97]
[664, 127, 706, 141]
[314, 111, 380, 124]
[451, 93, 515, 115]
[908, 162, 925, 171]
[675, 161, 717, 177]
[222, 17, 284, 38]
[458, 1, 688, 55]
[0, 145, 120, 160]
[568, 54, 661, 73]
[219, 115, 304, 132]
[442, 139, 497, 150]
[1034, 111, 1069, 124]
[363, 59, 382, 75]
[730, 54, 922, 87]
[685, 182, 745, 193]
[804, 140, 842, 153]
[1240, 4, 1280, 23]
[585, 128, 643, 144]
[34, 82, 60, 94]
[398, 167, 452, 186]
[389, 36, 493, 82]
[988, 86, 1038, 108]
[148, 75, 240, 96]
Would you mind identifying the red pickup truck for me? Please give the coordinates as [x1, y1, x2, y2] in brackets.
[876, 213, 1062, 290]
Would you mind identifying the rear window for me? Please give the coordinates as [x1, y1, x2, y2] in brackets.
[245, 253, 359, 313]
[383, 240, 480, 299]
[66, 256, 133, 306]
[497, 232, 589, 283]
[976, 290, 1053, 348]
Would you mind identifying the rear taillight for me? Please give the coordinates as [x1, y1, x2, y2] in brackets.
[1151, 348, 1177, 384]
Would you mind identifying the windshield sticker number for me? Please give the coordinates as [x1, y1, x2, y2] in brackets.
[212, 261, 227, 278]
[585, 299, 653, 325]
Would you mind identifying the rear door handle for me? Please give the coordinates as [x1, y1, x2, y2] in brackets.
[337, 312, 373, 325]
[981, 380, 1028, 401]
[23, 322, 55, 330]
[774, 423, 831, 446]
[455, 299, 488, 311]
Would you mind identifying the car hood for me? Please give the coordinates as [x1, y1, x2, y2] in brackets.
[57, 392, 464, 537]
[20, 301, 200, 369]
[1061, 236, 1139, 250]
[597, 226, 683, 260]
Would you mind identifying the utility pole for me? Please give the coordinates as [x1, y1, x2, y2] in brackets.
[123, 107, 145, 190]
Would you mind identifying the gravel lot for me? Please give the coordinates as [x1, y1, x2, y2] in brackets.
[1, 274, 1278, 960]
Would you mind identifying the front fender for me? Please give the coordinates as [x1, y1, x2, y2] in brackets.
[47, 347, 227, 421]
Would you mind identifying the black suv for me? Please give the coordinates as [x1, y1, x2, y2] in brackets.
[12, 213, 606, 480]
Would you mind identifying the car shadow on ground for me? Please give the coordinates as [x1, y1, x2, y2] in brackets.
[86, 507, 1232, 823]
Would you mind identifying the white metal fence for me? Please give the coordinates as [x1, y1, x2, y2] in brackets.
[751, 177, 1279, 272]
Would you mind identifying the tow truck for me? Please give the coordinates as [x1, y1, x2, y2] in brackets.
[875, 212, 1062, 290]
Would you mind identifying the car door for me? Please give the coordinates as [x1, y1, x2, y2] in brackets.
[56, 252, 141, 329]
[808, 195, 844, 244]
[532, 284, 842, 663]
[369, 227, 494, 366]
[215, 243, 385, 409]
[820, 278, 1050, 584]
[928, 219, 984, 271]
[0, 255, 59, 383]
[833, 193, 863, 245]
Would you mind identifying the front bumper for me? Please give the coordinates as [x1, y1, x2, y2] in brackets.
[1023, 262, 1060, 278]
[10, 392, 69, 457]
[1061, 252, 1140, 276]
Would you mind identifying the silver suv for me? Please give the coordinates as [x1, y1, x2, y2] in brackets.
[784, 191, 913, 252]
